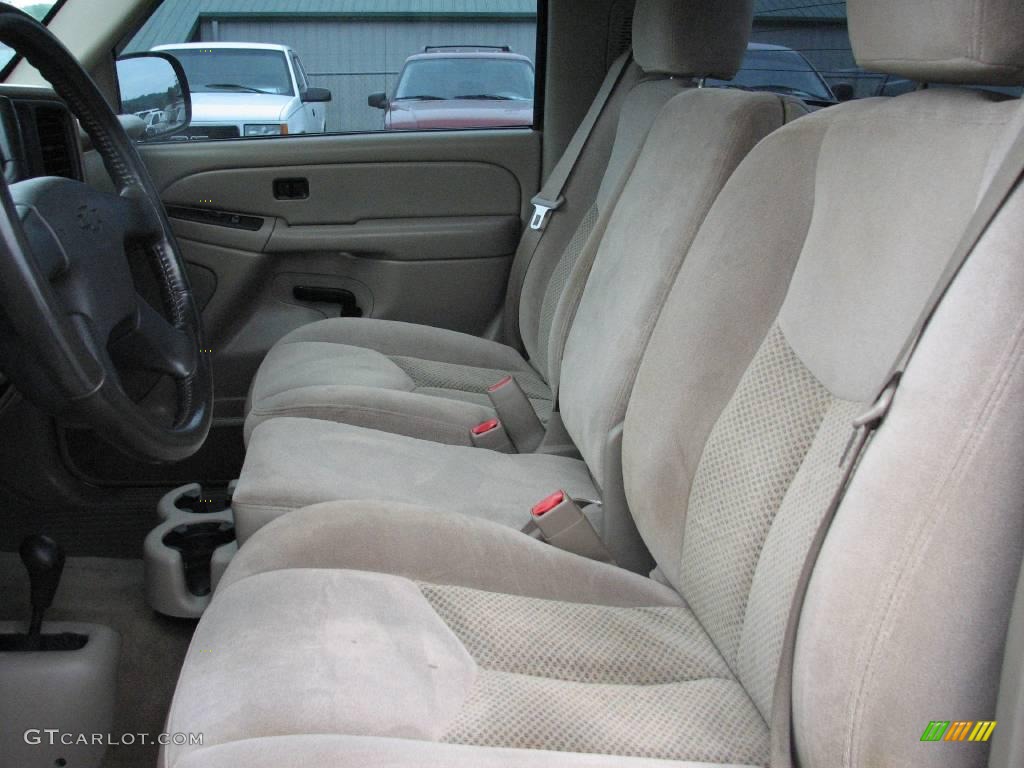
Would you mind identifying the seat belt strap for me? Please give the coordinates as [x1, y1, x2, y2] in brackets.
[487, 375, 546, 452]
[769, 111, 1024, 768]
[768, 378, 897, 768]
[503, 50, 633, 350]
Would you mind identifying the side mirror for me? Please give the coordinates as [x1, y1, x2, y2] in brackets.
[302, 87, 332, 103]
[832, 82, 855, 102]
[116, 52, 191, 141]
[367, 92, 388, 110]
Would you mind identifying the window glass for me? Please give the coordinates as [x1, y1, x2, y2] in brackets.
[742, 0, 861, 104]
[159, 48, 294, 96]
[122, 1, 539, 141]
[706, 46, 834, 103]
[708, 2, 1022, 105]
[395, 56, 534, 101]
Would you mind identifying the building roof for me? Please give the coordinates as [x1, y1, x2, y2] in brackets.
[127, 0, 847, 53]
[754, 0, 847, 21]
[128, 0, 537, 52]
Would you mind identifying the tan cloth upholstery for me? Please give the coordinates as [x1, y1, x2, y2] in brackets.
[167, 1, 1024, 765]
[165, 505, 768, 768]
[849, 0, 1024, 84]
[527, 75, 695, 384]
[243, 319, 553, 445]
[175, 739, 762, 768]
[240, 0, 749, 447]
[557, 87, 789, 483]
[232, 418, 600, 543]
[632, 0, 753, 78]
[620, 89, 1024, 766]
[218, 503, 683, 606]
[792, 141, 1024, 768]
[189, 90, 1023, 768]
[235, 87, 790, 540]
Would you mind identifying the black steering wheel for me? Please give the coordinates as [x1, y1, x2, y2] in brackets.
[0, 6, 211, 462]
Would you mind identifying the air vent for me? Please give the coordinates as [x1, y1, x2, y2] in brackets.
[34, 105, 76, 179]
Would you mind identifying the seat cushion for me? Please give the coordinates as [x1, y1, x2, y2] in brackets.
[244, 318, 553, 446]
[232, 418, 599, 543]
[173, 738, 764, 768]
[164, 504, 768, 768]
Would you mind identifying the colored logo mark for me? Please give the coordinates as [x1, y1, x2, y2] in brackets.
[920, 721, 997, 742]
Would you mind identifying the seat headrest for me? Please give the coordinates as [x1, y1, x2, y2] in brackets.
[849, 0, 1024, 85]
[632, 0, 754, 79]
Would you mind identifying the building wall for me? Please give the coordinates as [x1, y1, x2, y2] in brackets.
[197, 18, 537, 132]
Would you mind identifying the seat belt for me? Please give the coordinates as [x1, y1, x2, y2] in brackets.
[769, 114, 1024, 768]
[503, 50, 633, 350]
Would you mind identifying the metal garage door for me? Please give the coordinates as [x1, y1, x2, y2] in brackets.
[198, 18, 537, 132]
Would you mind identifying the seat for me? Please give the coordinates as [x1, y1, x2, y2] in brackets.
[166, 0, 1024, 766]
[244, 318, 557, 445]
[243, 0, 756, 447]
[234, 79, 795, 548]
[166, 505, 771, 768]
[231, 416, 600, 542]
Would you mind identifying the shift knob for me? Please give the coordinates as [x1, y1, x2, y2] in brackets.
[19, 535, 65, 621]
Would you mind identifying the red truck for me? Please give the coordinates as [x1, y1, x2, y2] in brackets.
[368, 46, 534, 130]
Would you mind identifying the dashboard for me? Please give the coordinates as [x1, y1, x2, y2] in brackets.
[0, 87, 82, 396]
[0, 87, 81, 185]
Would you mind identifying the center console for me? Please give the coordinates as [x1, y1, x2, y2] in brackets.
[0, 536, 118, 768]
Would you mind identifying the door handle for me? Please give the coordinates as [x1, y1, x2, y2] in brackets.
[292, 285, 362, 317]
[274, 178, 309, 200]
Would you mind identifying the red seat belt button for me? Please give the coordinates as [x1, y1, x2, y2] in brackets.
[472, 418, 501, 436]
[532, 490, 565, 517]
[488, 375, 513, 393]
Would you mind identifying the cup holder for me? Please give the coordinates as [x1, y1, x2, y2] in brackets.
[173, 486, 232, 516]
[159, 481, 236, 521]
[146, 481, 239, 617]
[161, 521, 236, 597]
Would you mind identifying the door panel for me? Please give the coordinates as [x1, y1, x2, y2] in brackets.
[178, 235, 516, 416]
[139, 129, 538, 213]
[70, 128, 538, 484]
[161, 161, 521, 224]
[137, 128, 538, 404]
[263, 216, 519, 260]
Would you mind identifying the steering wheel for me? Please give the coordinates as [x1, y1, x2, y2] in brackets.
[0, 6, 211, 462]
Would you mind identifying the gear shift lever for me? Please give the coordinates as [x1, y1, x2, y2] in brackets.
[19, 535, 65, 648]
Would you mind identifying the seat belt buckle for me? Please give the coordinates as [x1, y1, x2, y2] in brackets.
[487, 375, 545, 453]
[469, 417, 514, 452]
[529, 195, 564, 231]
[523, 490, 613, 563]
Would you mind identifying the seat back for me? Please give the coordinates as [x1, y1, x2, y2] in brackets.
[621, 0, 1024, 764]
[555, 84, 801, 488]
[515, 0, 755, 383]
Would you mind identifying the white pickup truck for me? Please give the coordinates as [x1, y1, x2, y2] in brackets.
[153, 42, 331, 139]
